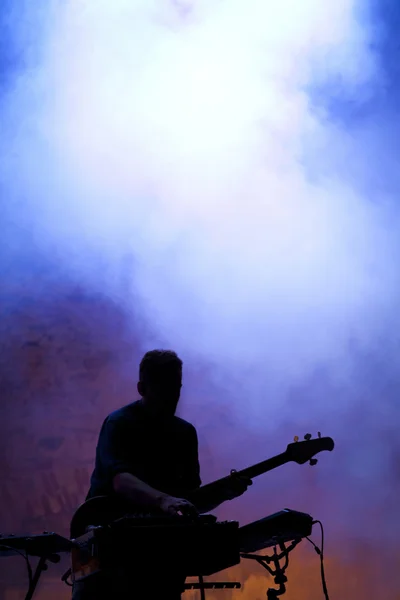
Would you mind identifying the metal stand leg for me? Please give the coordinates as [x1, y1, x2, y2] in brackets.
[241, 538, 302, 598]
[24, 557, 48, 600]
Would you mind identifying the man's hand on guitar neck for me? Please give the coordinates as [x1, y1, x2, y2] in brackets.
[221, 472, 252, 501]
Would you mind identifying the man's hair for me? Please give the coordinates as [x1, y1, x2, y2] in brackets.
[139, 349, 183, 384]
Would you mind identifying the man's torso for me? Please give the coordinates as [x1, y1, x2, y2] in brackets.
[87, 399, 200, 501]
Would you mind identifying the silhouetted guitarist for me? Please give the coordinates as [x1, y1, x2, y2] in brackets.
[72, 349, 250, 600]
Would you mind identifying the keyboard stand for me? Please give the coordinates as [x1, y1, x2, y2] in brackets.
[241, 538, 302, 598]
[25, 554, 60, 600]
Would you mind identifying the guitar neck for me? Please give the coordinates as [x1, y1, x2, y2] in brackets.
[238, 452, 289, 480]
[199, 451, 289, 494]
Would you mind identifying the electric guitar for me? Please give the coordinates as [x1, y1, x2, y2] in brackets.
[70, 433, 334, 538]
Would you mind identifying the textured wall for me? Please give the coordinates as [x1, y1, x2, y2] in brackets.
[1, 286, 399, 599]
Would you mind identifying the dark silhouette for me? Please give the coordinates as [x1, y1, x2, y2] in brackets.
[72, 349, 250, 600]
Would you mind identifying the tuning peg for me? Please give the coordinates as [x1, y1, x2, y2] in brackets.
[293, 435, 299, 442]
[304, 433, 312, 441]
[318, 432, 321, 438]
[309, 459, 318, 466]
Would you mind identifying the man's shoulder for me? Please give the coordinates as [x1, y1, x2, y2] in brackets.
[173, 415, 197, 436]
[106, 401, 140, 423]
[103, 403, 197, 436]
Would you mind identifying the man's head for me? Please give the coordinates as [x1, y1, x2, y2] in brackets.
[137, 349, 183, 417]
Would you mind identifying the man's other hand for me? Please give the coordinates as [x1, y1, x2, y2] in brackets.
[159, 495, 198, 517]
[220, 474, 252, 501]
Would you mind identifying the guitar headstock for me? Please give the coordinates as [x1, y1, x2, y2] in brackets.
[285, 432, 334, 465]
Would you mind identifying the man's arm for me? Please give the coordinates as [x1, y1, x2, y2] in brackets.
[113, 472, 166, 508]
[113, 472, 195, 515]
[98, 417, 196, 515]
[188, 493, 225, 514]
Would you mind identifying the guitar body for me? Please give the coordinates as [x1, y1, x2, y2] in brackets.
[70, 495, 156, 539]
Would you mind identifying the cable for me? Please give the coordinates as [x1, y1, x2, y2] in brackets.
[0, 545, 33, 589]
[306, 520, 330, 600]
[61, 567, 73, 587]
